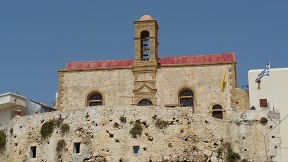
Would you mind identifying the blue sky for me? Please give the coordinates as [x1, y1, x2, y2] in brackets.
[1, 1, 287, 105]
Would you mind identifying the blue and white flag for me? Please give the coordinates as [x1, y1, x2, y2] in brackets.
[255, 62, 270, 82]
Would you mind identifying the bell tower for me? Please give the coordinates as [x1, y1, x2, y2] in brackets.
[132, 15, 159, 106]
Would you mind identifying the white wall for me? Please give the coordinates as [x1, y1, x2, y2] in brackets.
[0, 93, 28, 127]
[0, 95, 10, 105]
[248, 68, 288, 162]
[0, 108, 11, 127]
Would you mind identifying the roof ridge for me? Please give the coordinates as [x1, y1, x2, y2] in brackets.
[64, 53, 235, 70]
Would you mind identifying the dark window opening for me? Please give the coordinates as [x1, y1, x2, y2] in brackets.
[133, 146, 140, 154]
[138, 99, 152, 106]
[74, 142, 81, 154]
[212, 111, 223, 119]
[212, 105, 222, 110]
[212, 105, 223, 119]
[260, 99, 267, 107]
[179, 90, 194, 108]
[30, 146, 36, 158]
[88, 93, 102, 106]
[180, 98, 193, 107]
[141, 31, 150, 61]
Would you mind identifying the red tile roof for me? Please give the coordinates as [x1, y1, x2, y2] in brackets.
[65, 53, 235, 70]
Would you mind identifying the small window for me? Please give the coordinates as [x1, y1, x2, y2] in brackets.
[133, 146, 140, 154]
[138, 99, 152, 106]
[30, 146, 36, 158]
[87, 93, 102, 106]
[212, 105, 223, 119]
[260, 99, 267, 107]
[74, 142, 81, 154]
[179, 90, 194, 107]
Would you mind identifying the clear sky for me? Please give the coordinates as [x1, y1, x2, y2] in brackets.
[1, 1, 287, 105]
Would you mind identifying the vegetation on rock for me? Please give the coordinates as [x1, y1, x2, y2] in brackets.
[129, 120, 143, 138]
[0, 130, 6, 149]
[56, 139, 67, 152]
[155, 119, 170, 129]
[226, 151, 241, 162]
[217, 142, 241, 162]
[40, 120, 54, 138]
[60, 123, 70, 133]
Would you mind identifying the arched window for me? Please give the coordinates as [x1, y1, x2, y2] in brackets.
[212, 105, 223, 119]
[140, 31, 150, 61]
[87, 93, 103, 106]
[179, 90, 194, 107]
[138, 99, 152, 106]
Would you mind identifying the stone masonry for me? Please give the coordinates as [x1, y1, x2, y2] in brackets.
[0, 106, 281, 162]
[57, 15, 245, 121]
[58, 63, 238, 119]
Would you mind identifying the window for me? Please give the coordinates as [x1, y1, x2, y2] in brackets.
[30, 146, 36, 158]
[138, 99, 152, 106]
[212, 105, 223, 119]
[179, 90, 194, 107]
[87, 93, 102, 106]
[140, 31, 150, 61]
[74, 142, 81, 154]
[260, 99, 267, 107]
[133, 146, 140, 154]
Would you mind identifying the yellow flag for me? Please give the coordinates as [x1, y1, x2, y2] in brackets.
[219, 72, 227, 92]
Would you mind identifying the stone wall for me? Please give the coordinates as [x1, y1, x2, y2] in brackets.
[58, 69, 135, 110]
[156, 64, 235, 116]
[0, 106, 280, 162]
[234, 88, 250, 110]
[58, 63, 244, 118]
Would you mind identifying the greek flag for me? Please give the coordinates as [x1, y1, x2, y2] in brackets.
[255, 62, 270, 82]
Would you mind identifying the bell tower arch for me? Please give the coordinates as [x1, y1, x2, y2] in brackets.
[132, 15, 159, 105]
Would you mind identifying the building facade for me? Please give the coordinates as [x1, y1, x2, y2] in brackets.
[249, 67, 288, 162]
[0, 92, 55, 128]
[57, 15, 247, 119]
[0, 93, 27, 127]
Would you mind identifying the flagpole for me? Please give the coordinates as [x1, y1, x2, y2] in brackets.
[268, 63, 274, 109]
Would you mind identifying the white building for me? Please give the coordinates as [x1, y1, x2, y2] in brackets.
[0, 92, 55, 127]
[248, 68, 288, 162]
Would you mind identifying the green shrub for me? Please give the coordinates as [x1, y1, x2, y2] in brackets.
[155, 119, 170, 129]
[56, 139, 66, 152]
[226, 152, 241, 162]
[40, 120, 54, 138]
[0, 130, 6, 149]
[217, 142, 241, 161]
[129, 122, 143, 138]
[218, 142, 241, 162]
[60, 123, 70, 133]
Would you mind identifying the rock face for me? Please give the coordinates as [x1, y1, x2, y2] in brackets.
[0, 106, 281, 162]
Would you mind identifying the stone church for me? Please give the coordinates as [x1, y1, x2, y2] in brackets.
[1, 15, 279, 162]
[57, 15, 248, 119]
